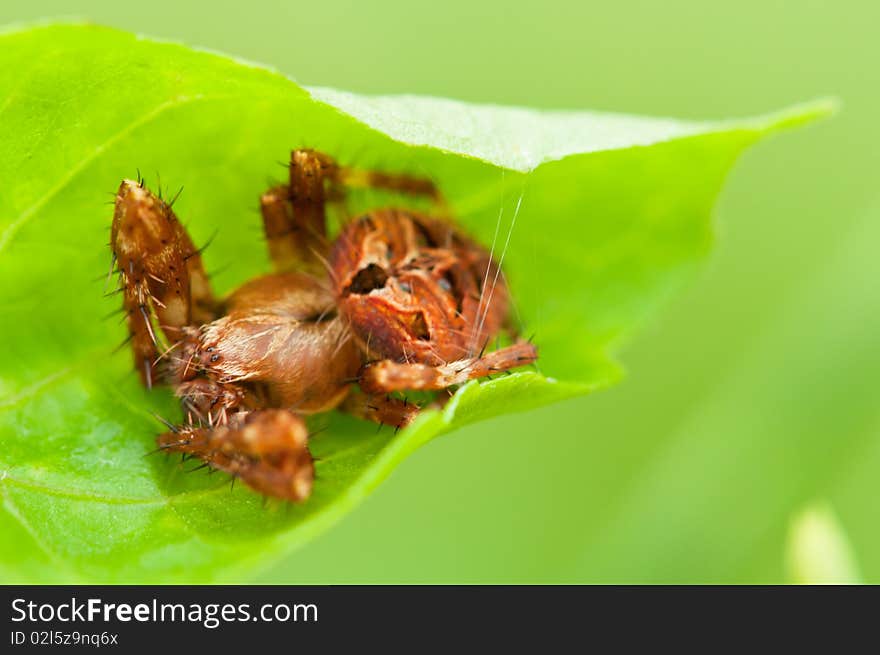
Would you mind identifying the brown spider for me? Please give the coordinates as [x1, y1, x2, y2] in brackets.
[110, 149, 538, 501]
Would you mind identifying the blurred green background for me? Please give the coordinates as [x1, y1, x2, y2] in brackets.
[3, 0, 875, 583]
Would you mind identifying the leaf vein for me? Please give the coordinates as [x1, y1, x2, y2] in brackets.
[0, 93, 234, 255]
[0, 483, 86, 581]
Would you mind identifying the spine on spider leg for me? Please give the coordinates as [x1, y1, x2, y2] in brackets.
[155, 409, 315, 502]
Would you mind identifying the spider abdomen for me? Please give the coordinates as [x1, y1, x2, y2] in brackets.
[331, 209, 509, 365]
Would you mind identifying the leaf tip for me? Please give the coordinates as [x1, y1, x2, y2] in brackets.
[753, 96, 841, 134]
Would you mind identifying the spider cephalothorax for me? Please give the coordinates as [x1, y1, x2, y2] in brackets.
[110, 149, 538, 501]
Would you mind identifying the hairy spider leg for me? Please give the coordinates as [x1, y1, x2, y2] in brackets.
[357, 340, 538, 394]
[156, 408, 314, 502]
[111, 180, 217, 387]
[260, 148, 447, 274]
[337, 163, 444, 206]
[260, 149, 332, 273]
[339, 390, 421, 430]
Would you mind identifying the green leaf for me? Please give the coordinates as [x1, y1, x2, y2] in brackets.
[0, 22, 829, 582]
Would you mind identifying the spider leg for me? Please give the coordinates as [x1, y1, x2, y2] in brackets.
[111, 179, 217, 386]
[260, 149, 448, 274]
[339, 390, 420, 430]
[260, 149, 332, 273]
[358, 341, 538, 394]
[337, 161, 445, 208]
[156, 408, 314, 502]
